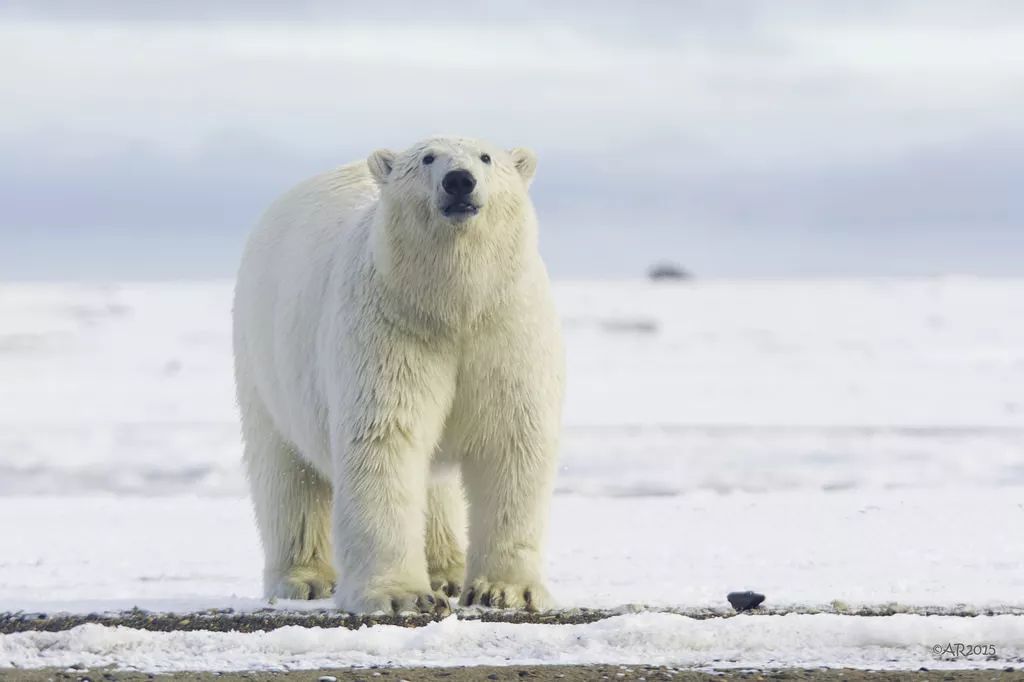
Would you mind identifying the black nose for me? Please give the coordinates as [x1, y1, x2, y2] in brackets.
[442, 169, 476, 197]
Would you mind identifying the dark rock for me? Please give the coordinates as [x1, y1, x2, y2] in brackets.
[648, 263, 692, 281]
[727, 591, 766, 612]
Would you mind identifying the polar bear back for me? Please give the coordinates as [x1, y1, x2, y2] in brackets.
[234, 161, 378, 471]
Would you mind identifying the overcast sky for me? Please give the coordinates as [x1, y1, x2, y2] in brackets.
[2, 1, 1023, 279]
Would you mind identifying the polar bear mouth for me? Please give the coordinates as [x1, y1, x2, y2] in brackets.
[442, 201, 479, 218]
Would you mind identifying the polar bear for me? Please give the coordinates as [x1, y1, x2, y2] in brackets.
[232, 136, 564, 614]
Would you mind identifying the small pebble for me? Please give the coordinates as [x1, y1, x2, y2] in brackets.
[318, 676, 337, 682]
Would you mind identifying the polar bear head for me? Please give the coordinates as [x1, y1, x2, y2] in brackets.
[367, 136, 537, 232]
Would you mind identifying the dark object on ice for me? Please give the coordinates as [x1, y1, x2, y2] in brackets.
[727, 591, 766, 612]
[647, 262, 692, 281]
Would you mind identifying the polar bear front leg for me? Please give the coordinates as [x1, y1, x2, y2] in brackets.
[332, 444, 439, 614]
[329, 345, 456, 615]
[461, 443, 558, 611]
[460, 398, 561, 612]
[457, 290, 565, 612]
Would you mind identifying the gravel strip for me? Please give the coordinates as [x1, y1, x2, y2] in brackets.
[3, 604, 1024, 635]
[0, 665, 1022, 681]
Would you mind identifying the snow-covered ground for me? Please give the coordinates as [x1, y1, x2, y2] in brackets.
[4, 612, 1023, 672]
[3, 490, 1022, 612]
[1, 278, 1023, 671]
[2, 278, 1024, 496]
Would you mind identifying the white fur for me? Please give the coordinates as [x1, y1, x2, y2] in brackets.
[233, 136, 564, 614]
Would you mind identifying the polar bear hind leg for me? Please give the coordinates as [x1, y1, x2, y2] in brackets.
[240, 391, 336, 600]
[425, 470, 467, 598]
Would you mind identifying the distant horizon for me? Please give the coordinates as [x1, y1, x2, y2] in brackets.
[6, 271, 1024, 285]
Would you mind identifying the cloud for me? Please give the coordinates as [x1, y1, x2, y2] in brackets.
[1, 2, 1023, 277]
[2, 9, 1021, 160]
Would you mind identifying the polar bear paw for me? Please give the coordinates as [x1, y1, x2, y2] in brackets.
[360, 587, 452, 616]
[393, 590, 451, 616]
[429, 561, 465, 599]
[460, 579, 553, 612]
[268, 564, 336, 601]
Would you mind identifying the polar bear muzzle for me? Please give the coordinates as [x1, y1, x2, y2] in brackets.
[441, 169, 480, 218]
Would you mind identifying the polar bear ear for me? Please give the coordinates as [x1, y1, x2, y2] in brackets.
[367, 149, 396, 185]
[509, 147, 538, 185]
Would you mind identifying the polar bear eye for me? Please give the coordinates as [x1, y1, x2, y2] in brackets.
[422, 154, 435, 165]
[480, 154, 491, 164]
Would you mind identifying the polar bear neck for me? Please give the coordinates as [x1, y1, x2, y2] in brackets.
[368, 200, 538, 333]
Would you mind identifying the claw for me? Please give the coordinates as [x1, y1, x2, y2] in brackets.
[459, 580, 552, 612]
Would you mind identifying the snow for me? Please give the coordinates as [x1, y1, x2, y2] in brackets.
[1, 278, 1023, 670]
[3, 613, 1023, 672]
